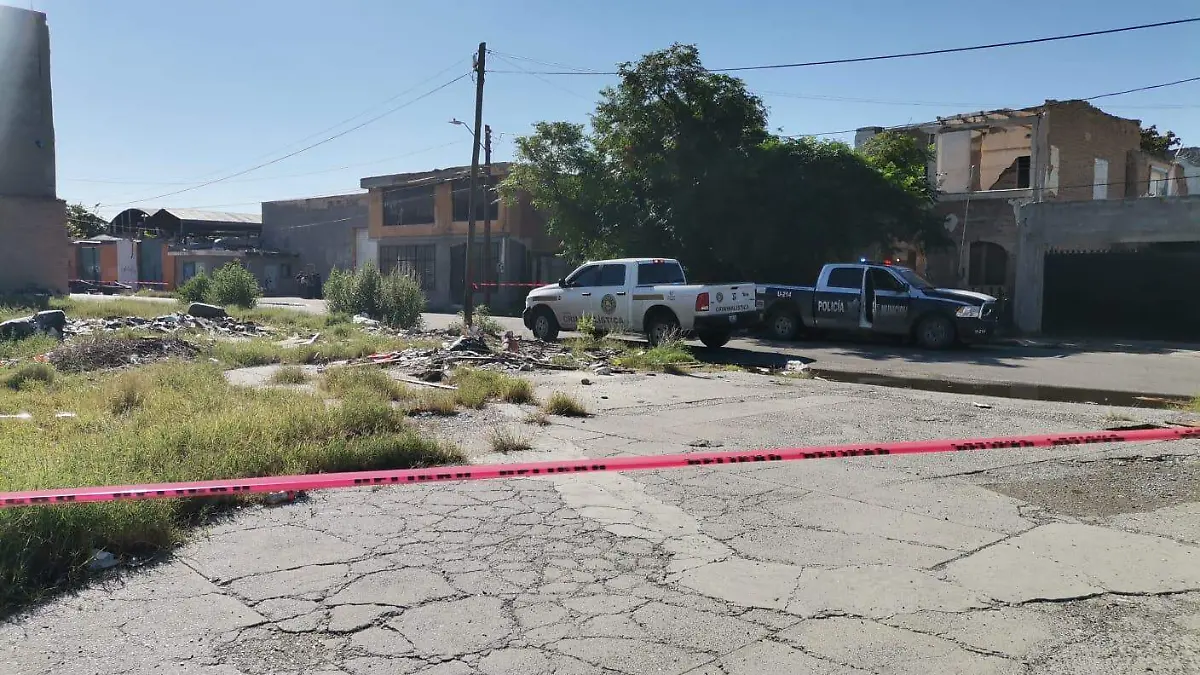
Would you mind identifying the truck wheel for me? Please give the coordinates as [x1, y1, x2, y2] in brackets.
[915, 315, 955, 350]
[530, 307, 559, 342]
[766, 308, 800, 341]
[697, 330, 731, 349]
[645, 312, 680, 347]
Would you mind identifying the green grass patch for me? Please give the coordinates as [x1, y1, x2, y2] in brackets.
[269, 366, 310, 385]
[0, 334, 59, 361]
[542, 391, 589, 417]
[319, 366, 410, 401]
[488, 427, 533, 454]
[447, 368, 536, 407]
[614, 336, 697, 374]
[2, 362, 55, 390]
[0, 361, 462, 612]
[406, 390, 460, 416]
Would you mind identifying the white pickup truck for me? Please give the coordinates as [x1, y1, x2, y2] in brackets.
[522, 258, 759, 348]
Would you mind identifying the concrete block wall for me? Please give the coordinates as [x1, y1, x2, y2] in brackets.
[261, 193, 367, 281]
[1014, 195, 1200, 333]
[925, 198, 1022, 288]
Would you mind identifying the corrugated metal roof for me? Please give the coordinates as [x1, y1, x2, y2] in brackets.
[157, 208, 262, 225]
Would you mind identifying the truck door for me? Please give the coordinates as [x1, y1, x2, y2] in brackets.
[814, 266, 864, 329]
[558, 264, 602, 330]
[866, 267, 912, 335]
[587, 263, 631, 332]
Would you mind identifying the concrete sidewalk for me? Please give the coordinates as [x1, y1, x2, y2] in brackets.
[5, 372, 1199, 674]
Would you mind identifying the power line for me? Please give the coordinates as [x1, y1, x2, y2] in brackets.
[490, 18, 1200, 75]
[63, 140, 467, 187]
[489, 53, 594, 101]
[789, 74, 1200, 137]
[759, 89, 1200, 111]
[98, 70, 472, 208]
[1084, 76, 1200, 101]
[487, 50, 601, 74]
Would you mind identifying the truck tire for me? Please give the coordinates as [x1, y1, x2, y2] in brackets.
[530, 307, 559, 342]
[915, 314, 955, 350]
[645, 310, 680, 347]
[697, 330, 731, 349]
[766, 307, 800, 341]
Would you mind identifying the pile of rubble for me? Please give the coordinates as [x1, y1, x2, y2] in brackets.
[48, 336, 200, 373]
[344, 331, 624, 379]
[65, 313, 272, 338]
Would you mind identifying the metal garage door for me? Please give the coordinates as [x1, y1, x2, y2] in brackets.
[1042, 247, 1200, 341]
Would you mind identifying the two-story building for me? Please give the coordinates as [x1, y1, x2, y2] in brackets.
[855, 100, 1190, 303]
[359, 163, 566, 313]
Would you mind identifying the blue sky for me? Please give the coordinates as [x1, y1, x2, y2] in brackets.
[24, 0, 1200, 218]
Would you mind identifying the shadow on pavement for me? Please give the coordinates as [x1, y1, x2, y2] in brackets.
[692, 344, 1192, 410]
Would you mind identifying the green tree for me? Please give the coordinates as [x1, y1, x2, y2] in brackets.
[66, 203, 107, 240]
[858, 131, 936, 203]
[504, 44, 947, 284]
[1140, 125, 1181, 157]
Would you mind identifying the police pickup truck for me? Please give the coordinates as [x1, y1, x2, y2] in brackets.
[523, 258, 758, 348]
[757, 260, 998, 349]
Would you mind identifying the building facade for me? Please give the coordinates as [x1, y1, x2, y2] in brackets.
[857, 100, 1191, 308]
[359, 163, 566, 312]
[0, 6, 69, 294]
[261, 192, 368, 283]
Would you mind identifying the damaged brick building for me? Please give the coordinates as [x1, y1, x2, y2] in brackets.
[855, 100, 1190, 306]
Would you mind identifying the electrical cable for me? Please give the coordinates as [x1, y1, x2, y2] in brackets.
[489, 18, 1200, 74]
[789, 74, 1200, 137]
[64, 140, 467, 187]
[97, 70, 472, 208]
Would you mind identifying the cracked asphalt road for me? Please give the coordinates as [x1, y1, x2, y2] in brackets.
[5, 371, 1200, 674]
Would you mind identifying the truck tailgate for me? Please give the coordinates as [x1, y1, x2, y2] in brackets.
[708, 284, 756, 314]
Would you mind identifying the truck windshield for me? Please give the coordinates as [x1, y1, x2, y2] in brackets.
[894, 267, 934, 290]
[636, 262, 686, 285]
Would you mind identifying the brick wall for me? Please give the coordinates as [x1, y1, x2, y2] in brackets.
[925, 198, 1021, 288]
[0, 196, 68, 293]
[1045, 101, 1141, 201]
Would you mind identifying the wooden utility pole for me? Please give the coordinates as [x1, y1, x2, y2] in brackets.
[482, 124, 493, 308]
[462, 42, 486, 327]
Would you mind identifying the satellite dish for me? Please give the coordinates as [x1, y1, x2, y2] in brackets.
[944, 214, 959, 233]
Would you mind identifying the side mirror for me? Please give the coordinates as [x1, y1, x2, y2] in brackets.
[556, 278, 566, 287]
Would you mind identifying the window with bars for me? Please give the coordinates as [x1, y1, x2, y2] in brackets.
[382, 185, 435, 226]
[379, 245, 437, 290]
[451, 178, 499, 222]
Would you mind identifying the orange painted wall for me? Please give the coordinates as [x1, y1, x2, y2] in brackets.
[162, 246, 176, 289]
[98, 244, 118, 282]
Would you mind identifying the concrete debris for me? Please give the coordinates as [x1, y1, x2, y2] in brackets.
[264, 491, 301, 506]
[186, 302, 227, 319]
[341, 335, 629, 379]
[66, 313, 272, 338]
[1, 309, 67, 341]
[87, 550, 119, 571]
[49, 336, 201, 373]
[785, 360, 809, 373]
[448, 335, 491, 353]
[351, 315, 381, 327]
